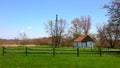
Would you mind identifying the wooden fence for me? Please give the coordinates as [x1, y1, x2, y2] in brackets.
[1, 46, 120, 57]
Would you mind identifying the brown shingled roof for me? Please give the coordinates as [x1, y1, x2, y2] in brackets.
[74, 35, 94, 42]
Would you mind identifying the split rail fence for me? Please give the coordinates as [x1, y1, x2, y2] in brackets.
[1, 46, 120, 57]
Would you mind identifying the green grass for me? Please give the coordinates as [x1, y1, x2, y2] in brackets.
[0, 46, 120, 68]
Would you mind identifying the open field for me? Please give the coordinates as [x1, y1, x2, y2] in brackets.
[0, 46, 120, 68]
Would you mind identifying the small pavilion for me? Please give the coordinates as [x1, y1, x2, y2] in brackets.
[74, 35, 94, 48]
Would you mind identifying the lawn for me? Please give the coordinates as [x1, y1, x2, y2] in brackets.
[0, 46, 120, 68]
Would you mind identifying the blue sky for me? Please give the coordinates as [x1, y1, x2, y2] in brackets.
[0, 0, 110, 39]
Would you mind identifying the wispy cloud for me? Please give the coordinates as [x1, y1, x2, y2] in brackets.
[20, 30, 25, 33]
[27, 26, 32, 30]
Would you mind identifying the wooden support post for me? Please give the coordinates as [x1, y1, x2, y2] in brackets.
[2, 46, 4, 56]
[53, 47, 55, 57]
[108, 47, 109, 51]
[25, 47, 28, 56]
[77, 48, 79, 57]
[91, 47, 92, 51]
[99, 48, 102, 56]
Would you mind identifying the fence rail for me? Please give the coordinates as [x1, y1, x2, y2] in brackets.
[1, 46, 119, 57]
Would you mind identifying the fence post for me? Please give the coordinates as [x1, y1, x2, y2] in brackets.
[99, 48, 102, 56]
[25, 47, 28, 56]
[91, 47, 92, 51]
[77, 48, 79, 57]
[53, 47, 55, 57]
[2, 46, 4, 56]
[108, 47, 109, 51]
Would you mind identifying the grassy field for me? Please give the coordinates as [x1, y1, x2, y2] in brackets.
[0, 46, 120, 68]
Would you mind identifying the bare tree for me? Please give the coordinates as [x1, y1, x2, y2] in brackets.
[45, 15, 66, 47]
[81, 16, 91, 35]
[104, 0, 120, 37]
[71, 18, 83, 34]
[98, 0, 120, 48]
[104, 0, 120, 25]
[97, 23, 119, 48]
[71, 18, 83, 39]
[20, 32, 29, 46]
[70, 16, 91, 39]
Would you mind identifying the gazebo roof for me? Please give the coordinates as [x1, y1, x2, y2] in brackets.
[74, 35, 94, 42]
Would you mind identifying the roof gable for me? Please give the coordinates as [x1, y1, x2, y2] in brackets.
[74, 35, 94, 42]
